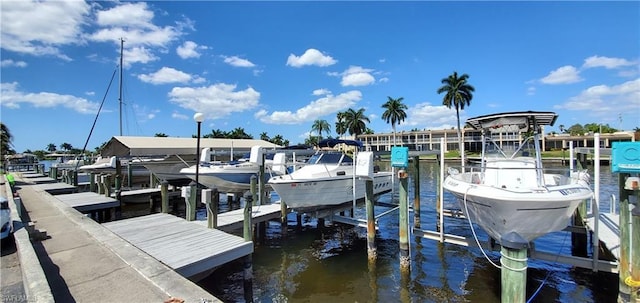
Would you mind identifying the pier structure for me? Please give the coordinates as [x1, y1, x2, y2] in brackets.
[3, 173, 219, 302]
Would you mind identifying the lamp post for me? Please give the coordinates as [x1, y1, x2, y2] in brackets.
[194, 112, 204, 197]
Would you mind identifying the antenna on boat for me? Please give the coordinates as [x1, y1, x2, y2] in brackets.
[119, 38, 124, 136]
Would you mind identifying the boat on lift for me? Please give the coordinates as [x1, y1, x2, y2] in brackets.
[268, 139, 394, 210]
[443, 111, 592, 244]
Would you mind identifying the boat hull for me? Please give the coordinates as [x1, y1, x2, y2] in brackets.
[443, 173, 592, 243]
[180, 163, 272, 194]
[269, 172, 394, 209]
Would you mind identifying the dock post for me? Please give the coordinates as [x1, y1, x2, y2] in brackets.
[413, 155, 421, 228]
[202, 188, 214, 228]
[244, 192, 253, 241]
[186, 181, 196, 221]
[89, 173, 96, 193]
[280, 200, 288, 234]
[500, 233, 528, 303]
[398, 169, 410, 271]
[211, 188, 219, 228]
[97, 175, 104, 195]
[365, 179, 376, 261]
[160, 181, 169, 213]
[619, 173, 640, 302]
[104, 174, 112, 198]
[72, 170, 78, 187]
[126, 158, 132, 188]
[250, 175, 258, 206]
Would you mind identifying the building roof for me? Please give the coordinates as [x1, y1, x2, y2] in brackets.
[100, 136, 281, 157]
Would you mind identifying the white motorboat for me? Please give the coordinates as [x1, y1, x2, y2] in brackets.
[180, 146, 292, 194]
[443, 111, 592, 245]
[268, 139, 394, 210]
[131, 154, 196, 186]
[51, 158, 86, 170]
[78, 156, 151, 184]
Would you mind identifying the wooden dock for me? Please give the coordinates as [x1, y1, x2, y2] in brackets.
[54, 192, 120, 213]
[193, 203, 286, 232]
[586, 213, 620, 259]
[103, 213, 253, 278]
[32, 182, 78, 195]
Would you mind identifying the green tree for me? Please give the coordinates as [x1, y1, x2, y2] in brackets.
[335, 111, 348, 138]
[229, 127, 253, 139]
[260, 132, 270, 141]
[343, 108, 370, 138]
[154, 133, 168, 137]
[381, 96, 408, 145]
[311, 119, 331, 140]
[567, 124, 585, 136]
[60, 142, 73, 152]
[46, 143, 57, 152]
[1, 123, 15, 156]
[437, 71, 475, 165]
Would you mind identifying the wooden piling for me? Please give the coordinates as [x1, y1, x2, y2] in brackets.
[398, 169, 410, 271]
[186, 181, 197, 221]
[413, 155, 421, 228]
[244, 192, 253, 241]
[160, 181, 169, 213]
[365, 179, 376, 261]
[501, 245, 527, 303]
[202, 188, 214, 228]
[89, 172, 96, 193]
[127, 159, 133, 188]
[435, 154, 442, 232]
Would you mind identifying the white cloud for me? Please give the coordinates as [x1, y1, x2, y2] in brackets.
[0, 82, 100, 114]
[554, 78, 640, 119]
[0, 59, 27, 68]
[177, 41, 204, 59]
[540, 65, 582, 84]
[286, 48, 337, 67]
[123, 46, 159, 67]
[223, 56, 256, 68]
[95, 2, 154, 28]
[138, 67, 195, 84]
[312, 88, 331, 96]
[168, 83, 260, 120]
[527, 86, 536, 96]
[172, 112, 189, 120]
[256, 90, 362, 124]
[338, 66, 376, 87]
[583, 55, 636, 69]
[0, 0, 89, 60]
[404, 102, 458, 130]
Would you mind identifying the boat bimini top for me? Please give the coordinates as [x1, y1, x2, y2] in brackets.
[466, 111, 558, 133]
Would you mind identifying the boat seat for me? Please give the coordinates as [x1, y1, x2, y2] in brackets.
[483, 160, 538, 189]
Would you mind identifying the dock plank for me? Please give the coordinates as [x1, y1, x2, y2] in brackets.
[103, 213, 253, 277]
[193, 203, 285, 231]
[31, 182, 77, 195]
[54, 192, 119, 212]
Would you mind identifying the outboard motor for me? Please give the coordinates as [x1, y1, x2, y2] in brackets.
[271, 153, 288, 175]
[249, 146, 264, 165]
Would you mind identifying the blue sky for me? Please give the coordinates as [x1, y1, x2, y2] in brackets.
[1, 1, 639, 153]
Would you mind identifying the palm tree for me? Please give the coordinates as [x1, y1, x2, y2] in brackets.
[1, 123, 15, 156]
[335, 111, 348, 138]
[437, 71, 475, 165]
[154, 133, 168, 137]
[60, 142, 73, 152]
[381, 96, 408, 146]
[311, 119, 331, 140]
[260, 132, 270, 141]
[343, 108, 370, 138]
[46, 143, 57, 152]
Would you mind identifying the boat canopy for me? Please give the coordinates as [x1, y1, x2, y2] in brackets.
[317, 139, 364, 149]
[466, 111, 558, 133]
[100, 136, 281, 157]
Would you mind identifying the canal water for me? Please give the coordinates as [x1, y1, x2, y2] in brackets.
[39, 159, 620, 302]
[197, 161, 620, 303]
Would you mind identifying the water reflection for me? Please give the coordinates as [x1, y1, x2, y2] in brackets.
[115, 160, 619, 302]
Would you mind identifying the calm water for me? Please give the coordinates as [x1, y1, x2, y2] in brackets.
[197, 161, 620, 303]
[39, 159, 621, 302]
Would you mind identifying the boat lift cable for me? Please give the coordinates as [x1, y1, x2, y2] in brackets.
[526, 230, 570, 303]
[75, 67, 118, 171]
[463, 187, 502, 270]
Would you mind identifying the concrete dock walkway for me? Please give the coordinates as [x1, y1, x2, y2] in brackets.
[6, 174, 220, 303]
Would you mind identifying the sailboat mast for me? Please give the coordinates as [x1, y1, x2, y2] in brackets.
[119, 38, 124, 136]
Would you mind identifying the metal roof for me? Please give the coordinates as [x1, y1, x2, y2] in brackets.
[465, 111, 558, 131]
[100, 136, 281, 157]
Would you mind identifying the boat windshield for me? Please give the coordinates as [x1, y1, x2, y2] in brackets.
[308, 152, 352, 165]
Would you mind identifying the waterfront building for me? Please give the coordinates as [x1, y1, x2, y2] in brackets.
[358, 128, 637, 152]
